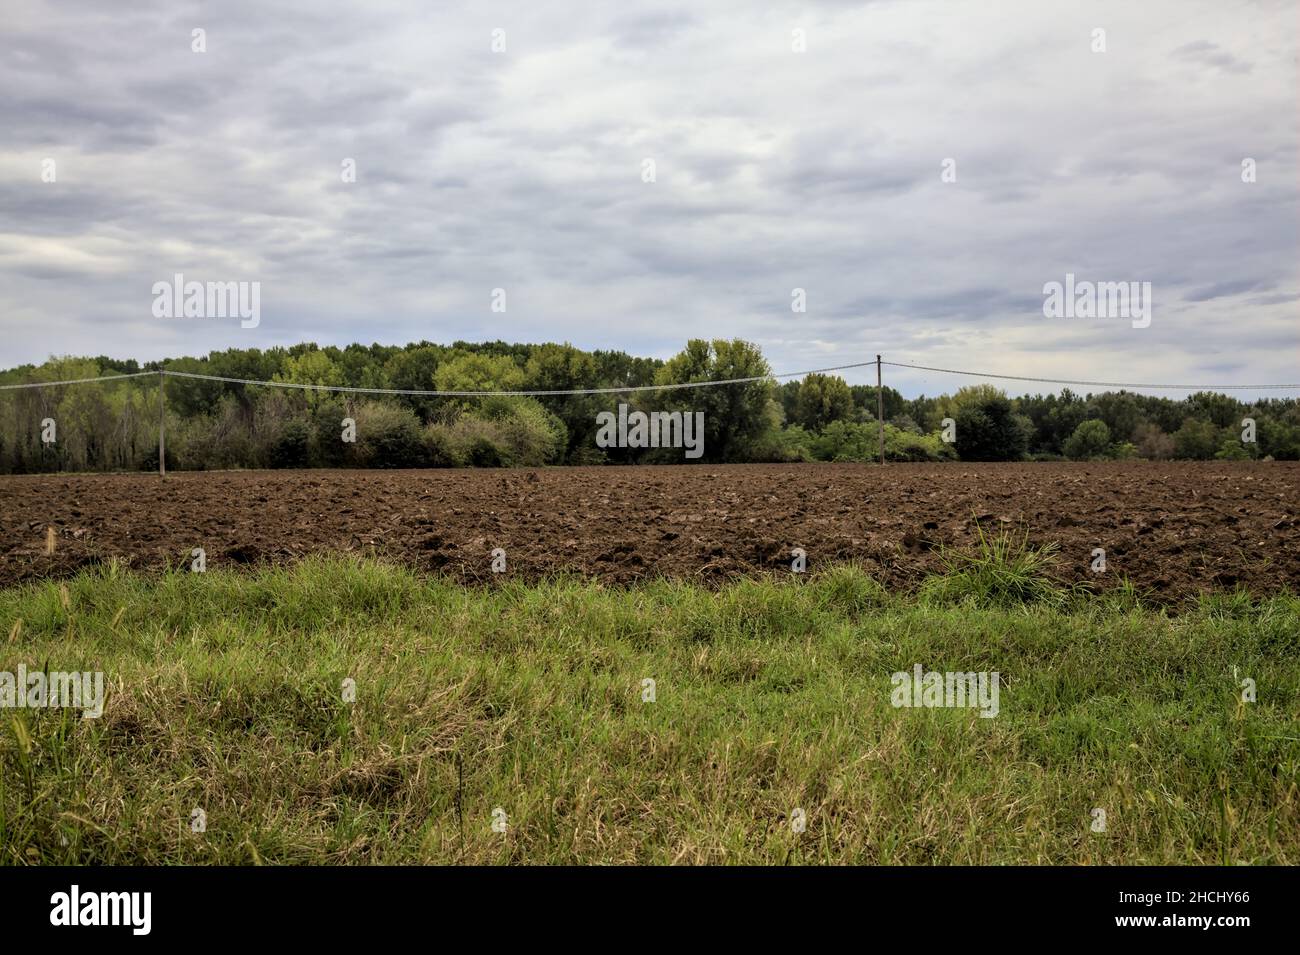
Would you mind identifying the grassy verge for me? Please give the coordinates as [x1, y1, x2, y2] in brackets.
[1, 554, 1297, 865]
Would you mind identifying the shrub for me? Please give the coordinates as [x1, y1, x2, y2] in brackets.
[467, 396, 567, 466]
[311, 399, 351, 467]
[1062, 419, 1111, 460]
[811, 421, 876, 461]
[423, 422, 466, 467]
[805, 421, 955, 463]
[490, 398, 566, 466]
[138, 444, 178, 473]
[1214, 437, 1254, 461]
[268, 419, 311, 469]
[167, 395, 256, 470]
[1132, 422, 1174, 460]
[1173, 419, 1219, 460]
[369, 423, 427, 469]
[889, 414, 923, 434]
[1257, 418, 1300, 460]
[457, 417, 510, 467]
[752, 425, 815, 463]
[883, 425, 956, 462]
[1109, 441, 1139, 460]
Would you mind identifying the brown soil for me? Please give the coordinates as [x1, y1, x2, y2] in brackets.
[1, 462, 1296, 601]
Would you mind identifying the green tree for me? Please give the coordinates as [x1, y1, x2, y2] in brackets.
[434, 352, 524, 393]
[274, 350, 344, 408]
[655, 339, 774, 463]
[850, 384, 906, 422]
[1185, 391, 1241, 429]
[954, 394, 1029, 461]
[936, 384, 1006, 422]
[384, 345, 446, 421]
[777, 380, 801, 425]
[525, 343, 600, 462]
[1092, 392, 1141, 442]
[794, 374, 854, 430]
[592, 350, 662, 389]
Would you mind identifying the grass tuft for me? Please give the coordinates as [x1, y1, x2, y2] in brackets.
[920, 523, 1070, 610]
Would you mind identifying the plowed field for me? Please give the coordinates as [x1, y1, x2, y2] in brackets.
[2, 462, 1296, 600]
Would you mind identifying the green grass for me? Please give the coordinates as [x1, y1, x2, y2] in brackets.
[0, 549, 1297, 865]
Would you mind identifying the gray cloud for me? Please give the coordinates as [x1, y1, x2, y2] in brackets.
[0, 0, 1296, 401]
[1185, 278, 1272, 302]
[1172, 40, 1253, 75]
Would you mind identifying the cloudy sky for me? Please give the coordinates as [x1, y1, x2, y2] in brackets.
[2, 0, 1296, 398]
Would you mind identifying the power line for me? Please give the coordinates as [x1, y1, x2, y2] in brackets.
[0, 359, 1296, 395]
[882, 361, 1300, 392]
[0, 370, 157, 391]
[156, 368, 764, 396]
[159, 361, 893, 395]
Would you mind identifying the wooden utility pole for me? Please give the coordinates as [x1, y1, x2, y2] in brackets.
[877, 354, 885, 466]
[158, 369, 166, 478]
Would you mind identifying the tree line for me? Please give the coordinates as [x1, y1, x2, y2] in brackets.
[1, 339, 1297, 473]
